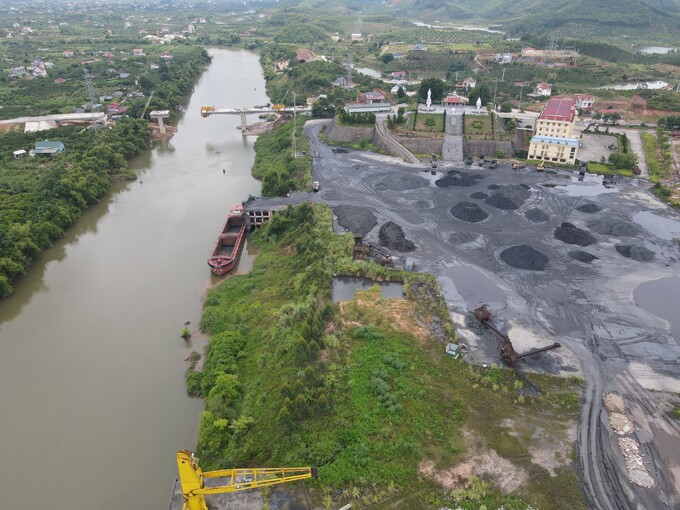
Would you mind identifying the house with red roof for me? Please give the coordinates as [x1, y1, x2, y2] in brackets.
[576, 94, 595, 111]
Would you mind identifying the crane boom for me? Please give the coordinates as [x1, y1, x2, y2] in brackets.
[140, 90, 155, 119]
[176, 450, 317, 510]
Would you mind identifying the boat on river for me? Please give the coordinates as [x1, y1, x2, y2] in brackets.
[207, 203, 246, 276]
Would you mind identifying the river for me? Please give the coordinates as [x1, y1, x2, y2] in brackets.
[0, 48, 265, 510]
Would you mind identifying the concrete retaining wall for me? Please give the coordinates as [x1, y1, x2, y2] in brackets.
[463, 140, 515, 158]
[392, 134, 444, 156]
[324, 121, 375, 143]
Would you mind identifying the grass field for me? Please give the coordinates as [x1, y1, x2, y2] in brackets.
[404, 112, 445, 134]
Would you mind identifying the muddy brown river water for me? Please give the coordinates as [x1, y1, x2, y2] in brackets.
[0, 48, 265, 510]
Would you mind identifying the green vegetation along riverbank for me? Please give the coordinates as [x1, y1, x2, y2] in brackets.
[0, 119, 149, 297]
[189, 203, 585, 510]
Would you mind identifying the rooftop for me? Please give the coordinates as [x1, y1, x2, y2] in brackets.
[539, 99, 576, 122]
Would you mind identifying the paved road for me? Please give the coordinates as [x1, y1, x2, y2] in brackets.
[304, 119, 680, 510]
[375, 115, 420, 164]
[612, 128, 650, 179]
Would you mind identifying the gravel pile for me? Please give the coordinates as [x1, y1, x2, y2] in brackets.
[619, 437, 655, 488]
[525, 208, 550, 223]
[603, 393, 627, 414]
[588, 218, 639, 237]
[451, 201, 489, 223]
[470, 191, 489, 200]
[485, 184, 532, 210]
[374, 174, 428, 191]
[448, 231, 481, 245]
[333, 205, 377, 235]
[435, 170, 485, 188]
[379, 221, 415, 252]
[568, 250, 598, 263]
[500, 245, 549, 271]
[576, 202, 602, 214]
[616, 244, 655, 262]
[554, 222, 597, 246]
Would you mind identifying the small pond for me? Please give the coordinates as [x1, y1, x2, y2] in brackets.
[599, 80, 669, 90]
[638, 46, 676, 54]
[332, 276, 404, 302]
[634, 276, 680, 344]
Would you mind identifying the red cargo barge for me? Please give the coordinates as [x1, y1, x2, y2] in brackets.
[207, 203, 246, 276]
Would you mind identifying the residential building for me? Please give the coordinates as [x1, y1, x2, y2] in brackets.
[391, 71, 407, 79]
[351, 33, 363, 42]
[63, 50, 74, 57]
[332, 76, 355, 88]
[34, 140, 65, 155]
[160, 52, 173, 60]
[528, 99, 579, 164]
[576, 94, 595, 111]
[133, 48, 144, 56]
[393, 52, 406, 60]
[494, 53, 512, 64]
[533, 82, 552, 96]
[362, 91, 385, 104]
[412, 43, 426, 51]
[187, 23, 195, 33]
[9, 66, 27, 77]
[462, 77, 477, 91]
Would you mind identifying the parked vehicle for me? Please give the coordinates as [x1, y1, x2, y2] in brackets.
[312, 181, 320, 192]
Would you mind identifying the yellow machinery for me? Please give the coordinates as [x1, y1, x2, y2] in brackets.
[511, 160, 526, 169]
[200, 106, 215, 117]
[176, 450, 317, 510]
[536, 161, 545, 171]
[272, 104, 285, 111]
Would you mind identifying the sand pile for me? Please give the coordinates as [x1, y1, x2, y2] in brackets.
[554, 222, 597, 246]
[379, 221, 415, 252]
[374, 174, 428, 191]
[525, 208, 550, 223]
[588, 218, 639, 237]
[568, 250, 598, 264]
[603, 393, 627, 414]
[616, 244, 654, 262]
[470, 192, 489, 200]
[576, 203, 602, 214]
[485, 185, 532, 211]
[435, 171, 485, 188]
[333, 205, 377, 235]
[500, 245, 549, 271]
[451, 202, 489, 223]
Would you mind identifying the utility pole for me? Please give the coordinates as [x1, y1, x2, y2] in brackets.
[493, 79, 498, 111]
[292, 92, 297, 158]
[519, 85, 523, 110]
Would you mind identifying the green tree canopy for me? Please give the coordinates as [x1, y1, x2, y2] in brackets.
[418, 77, 446, 103]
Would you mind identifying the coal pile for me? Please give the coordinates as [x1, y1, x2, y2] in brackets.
[525, 208, 550, 223]
[435, 171, 485, 188]
[554, 222, 597, 246]
[615, 244, 655, 262]
[470, 191, 489, 200]
[487, 184, 501, 190]
[333, 205, 377, 235]
[500, 245, 549, 271]
[448, 231, 481, 245]
[484, 184, 532, 210]
[587, 218, 639, 237]
[374, 174, 428, 192]
[576, 203, 602, 214]
[451, 201, 489, 223]
[569, 250, 599, 264]
[379, 221, 415, 252]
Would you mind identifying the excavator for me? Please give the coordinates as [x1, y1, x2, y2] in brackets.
[536, 160, 545, 171]
[511, 160, 526, 169]
[272, 89, 289, 111]
[176, 450, 317, 510]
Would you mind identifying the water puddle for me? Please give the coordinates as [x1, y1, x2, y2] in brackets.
[634, 276, 680, 344]
[331, 276, 403, 302]
[632, 211, 680, 240]
[552, 174, 619, 197]
[440, 265, 505, 311]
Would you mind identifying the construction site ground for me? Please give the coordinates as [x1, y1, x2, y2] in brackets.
[301, 119, 680, 510]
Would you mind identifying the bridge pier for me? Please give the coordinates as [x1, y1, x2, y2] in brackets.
[240, 112, 247, 133]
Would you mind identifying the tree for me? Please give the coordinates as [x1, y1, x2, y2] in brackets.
[311, 97, 335, 118]
[396, 86, 405, 99]
[608, 152, 638, 170]
[418, 77, 446, 103]
[467, 83, 491, 107]
[500, 101, 513, 113]
[380, 53, 394, 64]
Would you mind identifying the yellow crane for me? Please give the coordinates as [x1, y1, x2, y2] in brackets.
[272, 89, 289, 111]
[176, 450, 317, 510]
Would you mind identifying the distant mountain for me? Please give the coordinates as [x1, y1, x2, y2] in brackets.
[393, 0, 680, 41]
